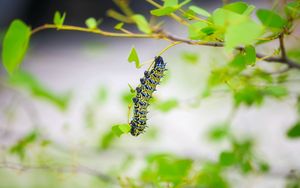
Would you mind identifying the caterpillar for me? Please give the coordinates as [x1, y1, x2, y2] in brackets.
[130, 56, 167, 136]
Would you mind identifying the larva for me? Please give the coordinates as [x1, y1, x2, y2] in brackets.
[130, 56, 167, 136]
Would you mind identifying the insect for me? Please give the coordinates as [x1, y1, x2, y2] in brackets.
[130, 56, 167, 136]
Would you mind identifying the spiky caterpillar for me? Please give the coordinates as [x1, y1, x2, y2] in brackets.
[130, 56, 167, 136]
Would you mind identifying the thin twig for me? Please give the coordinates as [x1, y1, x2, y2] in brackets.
[30, 24, 300, 70]
[0, 161, 115, 183]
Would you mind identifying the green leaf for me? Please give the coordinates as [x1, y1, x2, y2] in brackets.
[189, 5, 211, 17]
[96, 85, 108, 103]
[121, 90, 135, 105]
[127, 47, 141, 68]
[225, 20, 264, 50]
[285, 2, 300, 19]
[264, 86, 288, 98]
[287, 122, 300, 138]
[219, 151, 236, 166]
[244, 45, 256, 65]
[223, 2, 249, 14]
[131, 14, 152, 34]
[188, 21, 208, 40]
[154, 99, 178, 112]
[208, 123, 229, 141]
[85, 17, 98, 29]
[53, 11, 66, 26]
[164, 0, 178, 7]
[2, 20, 31, 74]
[114, 22, 124, 30]
[99, 131, 115, 149]
[234, 86, 264, 106]
[151, 7, 177, 16]
[9, 71, 70, 110]
[256, 9, 287, 29]
[181, 51, 199, 64]
[212, 8, 247, 27]
[112, 124, 130, 137]
[10, 131, 39, 159]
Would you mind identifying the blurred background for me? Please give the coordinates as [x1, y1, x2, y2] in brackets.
[0, 0, 300, 187]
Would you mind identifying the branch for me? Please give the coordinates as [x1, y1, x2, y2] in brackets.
[30, 24, 300, 70]
[0, 161, 115, 183]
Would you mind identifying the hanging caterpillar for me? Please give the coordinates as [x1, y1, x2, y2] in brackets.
[130, 56, 167, 136]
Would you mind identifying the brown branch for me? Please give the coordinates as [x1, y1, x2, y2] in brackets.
[30, 24, 300, 70]
[0, 161, 115, 183]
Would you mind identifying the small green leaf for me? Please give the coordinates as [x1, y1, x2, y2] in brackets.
[287, 122, 300, 138]
[2, 20, 31, 74]
[188, 21, 208, 40]
[53, 11, 66, 26]
[285, 2, 300, 19]
[181, 51, 199, 64]
[189, 5, 211, 17]
[256, 9, 287, 29]
[264, 86, 288, 98]
[114, 22, 124, 30]
[131, 14, 152, 34]
[223, 2, 249, 14]
[164, 0, 178, 7]
[85, 17, 98, 29]
[208, 123, 229, 141]
[112, 124, 130, 137]
[244, 45, 256, 65]
[154, 99, 178, 112]
[128, 47, 141, 68]
[99, 131, 115, 149]
[219, 151, 236, 166]
[151, 7, 177, 16]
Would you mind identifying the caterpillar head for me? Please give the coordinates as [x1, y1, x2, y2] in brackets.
[154, 56, 166, 69]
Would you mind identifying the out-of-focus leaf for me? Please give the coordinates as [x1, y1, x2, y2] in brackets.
[131, 14, 151, 34]
[10, 131, 39, 159]
[287, 48, 300, 62]
[121, 90, 135, 105]
[189, 5, 211, 17]
[223, 2, 249, 14]
[188, 21, 208, 40]
[285, 2, 300, 19]
[180, 51, 199, 64]
[9, 71, 70, 110]
[128, 47, 141, 68]
[256, 9, 287, 29]
[263, 86, 288, 98]
[112, 124, 130, 137]
[2, 20, 31, 74]
[114, 22, 124, 30]
[164, 0, 178, 7]
[141, 153, 192, 186]
[97, 85, 108, 103]
[85, 17, 100, 29]
[244, 45, 256, 65]
[287, 122, 300, 138]
[197, 163, 229, 188]
[99, 131, 115, 150]
[208, 123, 229, 141]
[154, 99, 178, 112]
[219, 151, 237, 166]
[225, 20, 263, 50]
[234, 86, 263, 106]
[151, 7, 177, 16]
[53, 11, 66, 26]
[212, 8, 247, 27]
